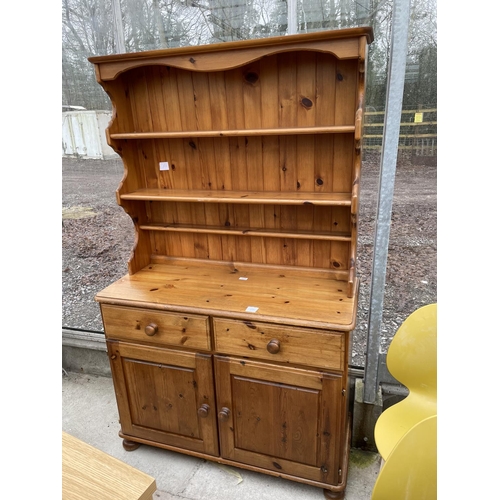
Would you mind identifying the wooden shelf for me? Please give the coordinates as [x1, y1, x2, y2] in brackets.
[139, 223, 352, 242]
[109, 125, 355, 140]
[121, 189, 352, 206]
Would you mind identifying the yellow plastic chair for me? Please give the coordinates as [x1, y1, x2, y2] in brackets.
[371, 415, 437, 500]
[374, 303, 437, 461]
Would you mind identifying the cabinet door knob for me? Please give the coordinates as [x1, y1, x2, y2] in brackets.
[145, 323, 158, 336]
[198, 404, 210, 418]
[218, 407, 231, 421]
[267, 339, 281, 354]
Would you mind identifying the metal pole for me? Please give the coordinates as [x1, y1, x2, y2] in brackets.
[288, 0, 297, 35]
[112, 0, 126, 54]
[363, 0, 411, 404]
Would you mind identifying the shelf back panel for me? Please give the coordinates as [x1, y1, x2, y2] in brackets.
[148, 231, 350, 271]
[117, 134, 354, 195]
[105, 52, 358, 136]
[147, 202, 351, 234]
[141, 201, 350, 269]
[96, 41, 363, 276]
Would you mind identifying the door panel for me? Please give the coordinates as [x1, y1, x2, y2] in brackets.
[123, 358, 201, 438]
[232, 376, 319, 466]
[215, 355, 345, 485]
[107, 340, 219, 456]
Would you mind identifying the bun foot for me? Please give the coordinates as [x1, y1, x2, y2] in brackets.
[122, 439, 141, 451]
[323, 489, 345, 499]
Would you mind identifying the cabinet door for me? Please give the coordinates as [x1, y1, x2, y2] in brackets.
[107, 340, 219, 456]
[214, 356, 346, 486]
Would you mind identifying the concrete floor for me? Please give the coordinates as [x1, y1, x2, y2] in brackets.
[62, 371, 381, 499]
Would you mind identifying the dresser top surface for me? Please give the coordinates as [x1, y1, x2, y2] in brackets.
[95, 259, 359, 331]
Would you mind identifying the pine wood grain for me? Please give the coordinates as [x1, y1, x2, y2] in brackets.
[89, 28, 373, 80]
[107, 342, 219, 455]
[109, 125, 355, 139]
[214, 356, 344, 484]
[95, 259, 358, 330]
[213, 318, 344, 370]
[100, 304, 211, 350]
[90, 28, 373, 497]
[102, 48, 360, 274]
[120, 189, 352, 205]
[138, 222, 351, 241]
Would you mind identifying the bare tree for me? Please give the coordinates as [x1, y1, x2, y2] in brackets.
[62, 0, 437, 111]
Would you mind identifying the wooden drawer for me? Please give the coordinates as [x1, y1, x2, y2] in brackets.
[101, 304, 211, 350]
[213, 318, 345, 370]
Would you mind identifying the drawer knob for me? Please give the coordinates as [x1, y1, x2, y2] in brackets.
[267, 339, 281, 354]
[198, 404, 210, 418]
[218, 407, 231, 421]
[145, 323, 158, 336]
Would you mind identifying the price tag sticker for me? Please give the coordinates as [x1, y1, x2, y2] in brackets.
[245, 306, 259, 313]
[159, 161, 169, 171]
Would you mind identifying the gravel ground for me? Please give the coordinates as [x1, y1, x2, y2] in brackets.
[62, 152, 437, 365]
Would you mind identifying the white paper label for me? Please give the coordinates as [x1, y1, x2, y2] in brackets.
[159, 161, 169, 171]
[239, 277, 248, 281]
[245, 306, 259, 313]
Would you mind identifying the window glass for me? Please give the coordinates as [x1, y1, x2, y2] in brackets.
[62, 0, 437, 363]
